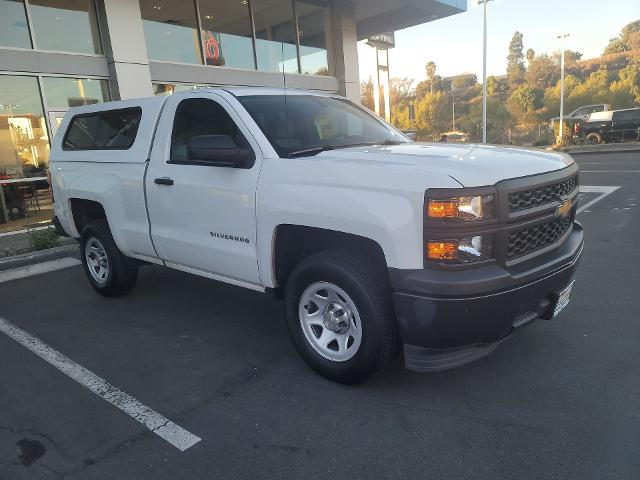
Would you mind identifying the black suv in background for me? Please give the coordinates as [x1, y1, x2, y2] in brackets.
[578, 108, 640, 144]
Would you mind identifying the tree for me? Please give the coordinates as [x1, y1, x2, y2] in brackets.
[426, 61, 437, 94]
[508, 85, 543, 125]
[603, 19, 640, 55]
[526, 48, 535, 63]
[451, 73, 478, 90]
[415, 75, 442, 98]
[525, 54, 559, 89]
[360, 76, 374, 110]
[390, 77, 414, 105]
[486, 76, 499, 95]
[414, 91, 451, 140]
[507, 31, 526, 86]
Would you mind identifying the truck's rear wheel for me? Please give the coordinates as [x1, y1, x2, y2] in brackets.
[586, 132, 603, 144]
[80, 220, 138, 297]
[284, 250, 397, 384]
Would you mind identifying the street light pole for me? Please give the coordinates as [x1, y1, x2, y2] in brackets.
[450, 92, 455, 131]
[557, 33, 570, 144]
[479, 0, 491, 144]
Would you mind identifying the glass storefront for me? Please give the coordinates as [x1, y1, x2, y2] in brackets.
[138, 0, 330, 76]
[253, 0, 299, 73]
[199, 0, 255, 70]
[140, 0, 203, 64]
[29, 0, 102, 54]
[296, 1, 329, 76]
[42, 77, 110, 108]
[0, 0, 32, 49]
[0, 74, 109, 235]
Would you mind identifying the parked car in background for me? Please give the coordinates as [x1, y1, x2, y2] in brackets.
[578, 108, 640, 144]
[549, 103, 611, 131]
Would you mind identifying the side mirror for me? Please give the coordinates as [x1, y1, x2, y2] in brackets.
[188, 135, 255, 168]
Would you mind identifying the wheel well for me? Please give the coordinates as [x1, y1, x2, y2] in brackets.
[70, 199, 107, 235]
[272, 225, 388, 297]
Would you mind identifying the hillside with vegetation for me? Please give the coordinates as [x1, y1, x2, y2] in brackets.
[362, 20, 640, 145]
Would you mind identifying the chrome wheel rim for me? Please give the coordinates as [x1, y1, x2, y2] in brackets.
[298, 281, 363, 362]
[84, 237, 110, 285]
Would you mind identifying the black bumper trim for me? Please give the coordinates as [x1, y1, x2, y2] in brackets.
[392, 224, 583, 352]
[404, 342, 501, 372]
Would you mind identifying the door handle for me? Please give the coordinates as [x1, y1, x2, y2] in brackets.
[154, 177, 174, 186]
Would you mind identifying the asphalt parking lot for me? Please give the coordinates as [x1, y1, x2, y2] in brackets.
[1, 150, 639, 480]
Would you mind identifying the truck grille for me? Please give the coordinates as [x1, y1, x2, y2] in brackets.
[509, 175, 578, 212]
[506, 215, 573, 259]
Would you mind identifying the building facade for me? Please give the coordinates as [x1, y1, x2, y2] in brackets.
[0, 0, 464, 236]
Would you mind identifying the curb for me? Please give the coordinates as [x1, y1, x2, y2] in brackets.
[0, 243, 80, 272]
[561, 144, 640, 155]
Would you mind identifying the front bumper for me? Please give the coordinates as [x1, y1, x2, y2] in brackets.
[391, 222, 583, 372]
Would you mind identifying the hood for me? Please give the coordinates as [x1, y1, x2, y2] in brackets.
[315, 142, 574, 187]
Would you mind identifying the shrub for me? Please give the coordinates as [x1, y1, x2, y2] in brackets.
[30, 228, 59, 251]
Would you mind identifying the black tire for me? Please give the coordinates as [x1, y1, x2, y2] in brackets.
[586, 132, 603, 144]
[284, 249, 397, 384]
[80, 219, 138, 297]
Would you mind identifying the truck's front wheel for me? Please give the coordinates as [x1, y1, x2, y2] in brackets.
[284, 250, 397, 384]
[80, 220, 138, 297]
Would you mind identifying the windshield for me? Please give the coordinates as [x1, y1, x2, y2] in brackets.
[236, 94, 409, 157]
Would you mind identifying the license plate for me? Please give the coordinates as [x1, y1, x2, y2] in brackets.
[553, 281, 574, 317]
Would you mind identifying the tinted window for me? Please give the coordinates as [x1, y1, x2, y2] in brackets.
[63, 108, 142, 150]
[613, 110, 640, 122]
[170, 98, 248, 162]
[237, 95, 407, 157]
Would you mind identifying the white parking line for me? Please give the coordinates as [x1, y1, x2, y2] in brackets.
[0, 257, 81, 284]
[0, 316, 201, 451]
[578, 185, 621, 214]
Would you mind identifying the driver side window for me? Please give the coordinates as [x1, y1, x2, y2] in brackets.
[170, 97, 249, 163]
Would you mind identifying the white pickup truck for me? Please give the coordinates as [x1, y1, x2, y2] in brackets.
[50, 87, 583, 384]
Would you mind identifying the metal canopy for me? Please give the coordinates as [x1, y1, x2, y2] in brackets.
[351, 0, 466, 39]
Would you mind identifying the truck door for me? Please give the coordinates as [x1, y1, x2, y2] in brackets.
[611, 110, 638, 141]
[145, 92, 263, 285]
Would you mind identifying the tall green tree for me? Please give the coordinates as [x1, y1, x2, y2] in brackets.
[507, 31, 526, 87]
[426, 61, 437, 94]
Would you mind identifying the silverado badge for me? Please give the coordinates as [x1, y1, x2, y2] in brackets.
[556, 198, 573, 218]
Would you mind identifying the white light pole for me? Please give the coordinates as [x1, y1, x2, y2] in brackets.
[450, 91, 456, 131]
[557, 33, 570, 144]
[478, 0, 492, 144]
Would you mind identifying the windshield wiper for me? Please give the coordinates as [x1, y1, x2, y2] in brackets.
[288, 140, 404, 158]
[288, 145, 336, 158]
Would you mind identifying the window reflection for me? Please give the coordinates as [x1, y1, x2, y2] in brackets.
[253, 0, 299, 73]
[0, 0, 32, 49]
[296, 1, 329, 76]
[199, 0, 255, 70]
[0, 75, 52, 232]
[42, 77, 110, 109]
[152, 83, 206, 96]
[140, 0, 202, 64]
[29, 0, 102, 54]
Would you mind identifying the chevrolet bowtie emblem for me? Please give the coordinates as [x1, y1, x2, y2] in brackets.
[556, 198, 573, 218]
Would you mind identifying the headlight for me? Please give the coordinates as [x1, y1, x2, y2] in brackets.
[427, 195, 494, 221]
[426, 234, 494, 264]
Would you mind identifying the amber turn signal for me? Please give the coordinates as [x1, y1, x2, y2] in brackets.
[427, 241, 458, 260]
[427, 200, 458, 218]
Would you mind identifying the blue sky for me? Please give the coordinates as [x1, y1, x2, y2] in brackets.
[358, 0, 639, 85]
